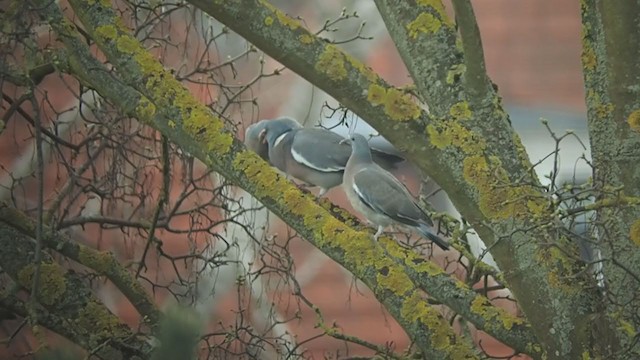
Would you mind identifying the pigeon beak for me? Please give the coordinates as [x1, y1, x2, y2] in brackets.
[339, 138, 350, 145]
[259, 129, 267, 144]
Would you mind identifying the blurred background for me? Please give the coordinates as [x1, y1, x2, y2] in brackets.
[0, 0, 591, 358]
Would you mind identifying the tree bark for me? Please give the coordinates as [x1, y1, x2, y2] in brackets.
[580, 0, 640, 356]
[0, 225, 152, 359]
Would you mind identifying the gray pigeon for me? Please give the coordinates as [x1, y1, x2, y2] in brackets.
[244, 117, 302, 162]
[259, 117, 405, 196]
[342, 134, 449, 250]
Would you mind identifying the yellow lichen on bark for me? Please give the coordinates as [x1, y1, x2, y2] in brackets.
[78, 246, 116, 273]
[512, 132, 534, 171]
[135, 97, 156, 123]
[345, 56, 380, 83]
[447, 64, 466, 84]
[426, 121, 485, 153]
[426, 102, 548, 221]
[535, 246, 580, 294]
[376, 264, 414, 295]
[463, 155, 546, 220]
[401, 292, 477, 357]
[17, 263, 66, 306]
[450, 101, 472, 120]
[627, 109, 640, 132]
[93, 22, 234, 155]
[407, 13, 441, 38]
[233, 150, 290, 199]
[76, 300, 129, 343]
[258, 0, 301, 30]
[581, 42, 597, 71]
[383, 238, 446, 277]
[595, 102, 615, 119]
[367, 84, 422, 121]
[233, 150, 381, 270]
[315, 45, 347, 81]
[629, 219, 640, 246]
[416, 0, 454, 27]
[470, 296, 524, 331]
[299, 34, 314, 44]
[95, 24, 117, 39]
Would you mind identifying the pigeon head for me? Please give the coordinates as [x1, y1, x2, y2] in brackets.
[343, 134, 372, 161]
[259, 117, 300, 146]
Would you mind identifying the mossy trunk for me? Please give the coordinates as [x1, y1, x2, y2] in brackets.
[581, 1, 640, 357]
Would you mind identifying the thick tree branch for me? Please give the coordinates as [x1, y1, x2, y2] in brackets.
[381, 239, 541, 357]
[0, 203, 162, 329]
[450, 0, 490, 101]
[0, 225, 152, 359]
[343, 1, 609, 357]
[325, 204, 539, 354]
[580, 0, 640, 356]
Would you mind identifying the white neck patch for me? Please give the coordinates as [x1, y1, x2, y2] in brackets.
[273, 132, 288, 148]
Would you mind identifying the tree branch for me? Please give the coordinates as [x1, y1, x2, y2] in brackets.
[579, 0, 640, 356]
[0, 203, 162, 329]
[450, 0, 490, 101]
[381, 239, 541, 357]
[0, 225, 152, 358]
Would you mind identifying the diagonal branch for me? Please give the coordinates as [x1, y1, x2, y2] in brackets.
[381, 239, 541, 357]
[0, 225, 153, 358]
[0, 203, 162, 329]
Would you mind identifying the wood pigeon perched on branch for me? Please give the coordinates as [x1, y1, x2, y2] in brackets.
[244, 118, 302, 162]
[342, 134, 449, 250]
[254, 117, 405, 197]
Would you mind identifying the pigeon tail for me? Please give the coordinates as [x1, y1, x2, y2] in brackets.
[416, 223, 449, 250]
